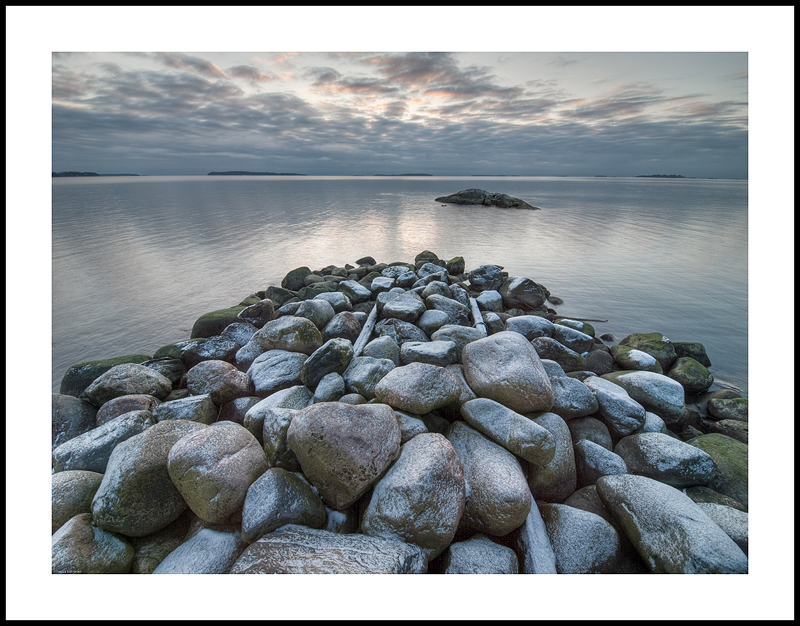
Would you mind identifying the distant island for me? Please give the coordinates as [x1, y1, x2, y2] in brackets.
[52, 172, 141, 177]
[636, 174, 686, 178]
[207, 171, 306, 176]
[373, 173, 433, 177]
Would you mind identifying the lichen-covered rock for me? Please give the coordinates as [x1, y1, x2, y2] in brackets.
[83, 363, 172, 407]
[672, 341, 712, 367]
[374, 362, 461, 415]
[683, 485, 747, 512]
[685, 433, 748, 509]
[393, 410, 429, 443]
[460, 398, 556, 466]
[246, 350, 306, 397]
[185, 359, 254, 405]
[548, 376, 599, 420]
[52, 513, 134, 574]
[614, 432, 716, 488]
[59, 354, 152, 398]
[362, 433, 466, 560]
[91, 419, 208, 537]
[667, 356, 714, 394]
[703, 418, 748, 444]
[281, 266, 312, 291]
[253, 315, 323, 355]
[52, 470, 104, 534]
[582, 376, 646, 437]
[154, 394, 218, 424]
[618, 332, 677, 371]
[52, 393, 98, 451]
[602, 370, 686, 426]
[438, 533, 519, 574]
[707, 397, 748, 422]
[229, 524, 427, 573]
[241, 468, 327, 543]
[462, 331, 553, 414]
[539, 503, 621, 573]
[610, 344, 663, 373]
[445, 421, 531, 537]
[286, 402, 401, 509]
[596, 474, 748, 573]
[167, 421, 268, 523]
[191, 306, 247, 339]
[153, 527, 247, 574]
[525, 412, 577, 503]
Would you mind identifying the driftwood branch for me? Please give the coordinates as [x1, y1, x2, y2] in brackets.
[469, 297, 487, 337]
[353, 303, 379, 357]
[556, 316, 608, 323]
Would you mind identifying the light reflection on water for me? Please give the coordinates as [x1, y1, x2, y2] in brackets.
[52, 176, 747, 394]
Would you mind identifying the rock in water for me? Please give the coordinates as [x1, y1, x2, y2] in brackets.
[435, 189, 540, 209]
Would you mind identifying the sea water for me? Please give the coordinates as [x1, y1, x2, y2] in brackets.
[52, 175, 748, 394]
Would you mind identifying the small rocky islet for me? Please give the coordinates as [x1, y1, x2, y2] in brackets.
[52, 250, 748, 574]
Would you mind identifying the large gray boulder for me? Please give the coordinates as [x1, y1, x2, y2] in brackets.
[425, 294, 471, 326]
[95, 394, 161, 426]
[253, 316, 323, 355]
[185, 359, 254, 406]
[574, 439, 629, 488]
[154, 394, 218, 425]
[602, 370, 686, 426]
[82, 363, 172, 407]
[261, 407, 302, 471]
[582, 376, 647, 437]
[596, 474, 748, 573]
[438, 533, 519, 574]
[548, 376, 599, 420]
[374, 362, 461, 414]
[511, 500, 558, 574]
[531, 337, 587, 372]
[237, 299, 276, 328]
[499, 276, 547, 310]
[299, 338, 354, 389]
[462, 331, 553, 414]
[242, 385, 313, 444]
[52, 470, 104, 534]
[696, 502, 748, 555]
[614, 432, 716, 488]
[467, 264, 505, 291]
[399, 340, 458, 367]
[294, 299, 336, 330]
[91, 420, 208, 537]
[551, 324, 594, 354]
[229, 525, 427, 574]
[430, 325, 485, 362]
[52, 393, 97, 451]
[526, 412, 577, 503]
[362, 433, 466, 561]
[247, 350, 307, 397]
[52, 513, 134, 574]
[152, 527, 247, 574]
[286, 402, 401, 510]
[382, 291, 426, 323]
[505, 315, 554, 340]
[342, 356, 395, 400]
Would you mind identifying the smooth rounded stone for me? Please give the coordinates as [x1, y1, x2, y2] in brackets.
[498, 276, 547, 310]
[185, 359, 254, 405]
[298, 281, 340, 300]
[460, 398, 556, 466]
[707, 397, 748, 422]
[287, 402, 401, 509]
[300, 338, 354, 389]
[168, 422, 268, 524]
[475, 289, 503, 312]
[395, 271, 418, 288]
[683, 485, 747, 512]
[531, 336, 587, 372]
[504, 314, 553, 340]
[342, 356, 396, 400]
[374, 362, 461, 415]
[278, 301, 302, 316]
[551, 324, 594, 354]
[482, 311, 505, 334]
[416, 261, 447, 279]
[52, 513, 134, 574]
[52, 394, 98, 451]
[421, 280, 452, 300]
[539, 502, 621, 574]
[52, 470, 104, 533]
[129, 512, 194, 574]
[263, 286, 295, 307]
[83, 363, 172, 407]
[304, 273, 326, 286]
[294, 298, 336, 330]
[221, 321, 259, 348]
[95, 394, 161, 426]
[632, 411, 668, 435]
[241, 468, 327, 543]
[468, 264, 504, 291]
[355, 255, 377, 267]
[393, 410, 429, 443]
[685, 433, 748, 509]
[59, 354, 152, 398]
[154, 393, 218, 425]
[381, 265, 412, 279]
[618, 332, 677, 371]
[430, 325, 485, 362]
[526, 412, 577, 503]
[262, 407, 302, 472]
[218, 396, 261, 426]
[610, 344, 663, 373]
[91, 420, 208, 537]
[416, 309, 450, 336]
[445, 421, 531, 537]
[704, 418, 748, 444]
[672, 341, 712, 367]
[370, 275, 396, 294]
[425, 293, 471, 326]
[229, 524, 427, 574]
[614, 432, 716, 488]
[338, 393, 367, 405]
[574, 439, 629, 488]
[540, 359, 566, 378]
[337, 279, 373, 304]
[281, 266, 312, 291]
[362, 433, 466, 561]
[399, 340, 458, 367]
[602, 370, 686, 426]
[596, 474, 748, 573]
[253, 316, 324, 355]
[696, 502, 748, 555]
[361, 335, 401, 366]
[190, 306, 248, 339]
[462, 331, 553, 414]
[234, 337, 267, 371]
[375, 289, 403, 314]
[322, 311, 362, 343]
[312, 372, 346, 403]
[548, 376, 599, 420]
[381, 291, 426, 323]
[584, 350, 615, 376]
[509, 500, 557, 573]
[439, 533, 519, 574]
[180, 335, 240, 369]
[243, 385, 313, 444]
[555, 318, 595, 337]
[448, 283, 471, 306]
[313, 291, 353, 313]
[567, 416, 614, 451]
[53, 410, 156, 473]
[582, 376, 647, 437]
[236, 299, 275, 329]
[153, 527, 247, 574]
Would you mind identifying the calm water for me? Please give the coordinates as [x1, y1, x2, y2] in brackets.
[52, 176, 748, 395]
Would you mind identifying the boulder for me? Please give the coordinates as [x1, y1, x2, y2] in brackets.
[707, 397, 748, 422]
[475, 289, 503, 312]
[509, 500, 557, 574]
[180, 336, 240, 369]
[294, 299, 336, 329]
[337, 279, 373, 304]
[582, 376, 647, 437]
[416, 309, 451, 336]
[672, 341, 712, 367]
[361, 336, 401, 366]
[548, 376, 599, 420]
[573, 439, 629, 488]
[437, 533, 519, 574]
[551, 324, 594, 354]
[374, 362, 461, 415]
[314, 291, 353, 313]
[393, 410, 429, 443]
[299, 338, 354, 389]
[499, 276, 547, 310]
[468, 265, 505, 291]
[567, 416, 614, 451]
[703, 418, 748, 444]
[618, 332, 677, 371]
[425, 294, 471, 326]
[152, 527, 247, 574]
[246, 350, 306, 397]
[236, 299, 275, 329]
[525, 412, 577, 503]
[505, 315, 554, 340]
[399, 340, 458, 367]
[696, 502, 748, 555]
[312, 372, 346, 403]
[531, 337, 587, 372]
[261, 407, 302, 472]
[95, 394, 161, 426]
[602, 370, 686, 426]
[382, 291, 426, 323]
[253, 316, 323, 355]
[375, 317, 430, 346]
[610, 345, 663, 373]
[52, 513, 134, 574]
[614, 432, 716, 488]
[242, 385, 313, 445]
[185, 359, 254, 405]
[154, 394, 218, 424]
[59, 354, 152, 398]
[82, 363, 172, 407]
[539, 503, 620, 573]
[52, 470, 104, 534]
[342, 356, 396, 400]
[190, 306, 247, 339]
[430, 325, 485, 362]
[322, 311, 362, 343]
[685, 433, 748, 509]
[52, 394, 97, 451]
[667, 356, 714, 393]
[281, 266, 312, 291]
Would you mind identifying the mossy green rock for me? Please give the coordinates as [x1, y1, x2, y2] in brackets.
[190, 306, 247, 339]
[446, 256, 465, 276]
[668, 356, 714, 394]
[153, 339, 204, 359]
[685, 433, 748, 509]
[281, 266, 312, 292]
[672, 341, 711, 367]
[708, 397, 748, 422]
[60, 354, 152, 398]
[618, 332, 677, 371]
[683, 485, 747, 512]
[609, 345, 663, 373]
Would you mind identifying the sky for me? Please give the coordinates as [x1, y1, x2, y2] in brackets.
[51, 49, 748, 178]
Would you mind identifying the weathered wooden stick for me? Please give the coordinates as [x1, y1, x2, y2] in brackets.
[353, 303, 379, 357]
[556, 317, 609, 323]
[469, 297, 487, 337]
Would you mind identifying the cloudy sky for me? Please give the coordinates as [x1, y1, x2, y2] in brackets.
[51, 49, 748, 178]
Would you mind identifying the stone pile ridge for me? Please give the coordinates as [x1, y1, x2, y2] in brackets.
[52, 251, 748, 574]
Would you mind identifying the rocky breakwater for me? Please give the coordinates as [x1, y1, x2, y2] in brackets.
[52, 250, 748, 574]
